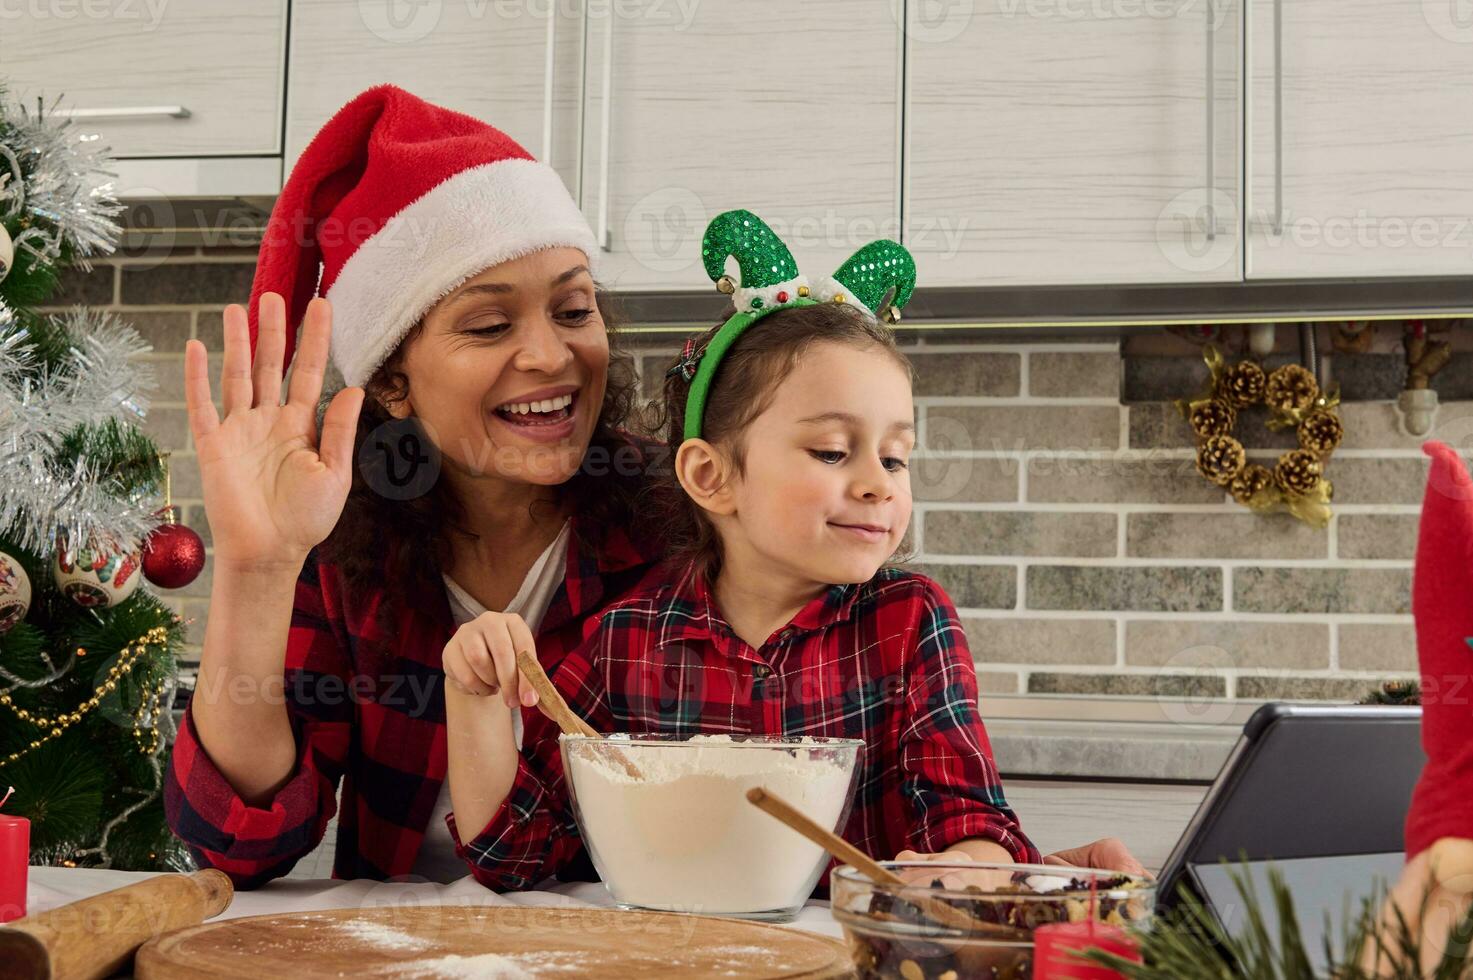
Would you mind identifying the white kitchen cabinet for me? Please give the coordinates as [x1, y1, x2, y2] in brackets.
[904, 0, 1242, 288]
[0, 2, 286, 160]
[1245, 0, 1473, 279]
[578, 0, 902, 292]
[286, 0, 585, 190]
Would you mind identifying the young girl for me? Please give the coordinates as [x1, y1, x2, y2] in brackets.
[439, 211, 1038, 892]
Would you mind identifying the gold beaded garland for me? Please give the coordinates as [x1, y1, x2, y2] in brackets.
[1177, 346, 1342, 528]
[0, 625, 170, 767]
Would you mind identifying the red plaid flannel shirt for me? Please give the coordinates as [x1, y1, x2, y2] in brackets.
[164, 512, 664, 890]
[456, 563, 1039, 893]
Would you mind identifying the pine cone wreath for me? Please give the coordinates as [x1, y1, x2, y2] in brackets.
[1220, 361, 1268, 407]
[1190, 399, 1238, 438]
[1358, 680, 1421, 706]
[1197, 435, 1247, 486]
[1229, 463, 1275, 505]
[1275, 449, 1323, 497]
[1264, 364, 1320, 414]
[1298, 409, 1345, 455]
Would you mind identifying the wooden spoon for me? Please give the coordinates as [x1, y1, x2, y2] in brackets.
[514, 649, 642, 779]
[745, 786, 999, 935]
[514, 649, 598, 738]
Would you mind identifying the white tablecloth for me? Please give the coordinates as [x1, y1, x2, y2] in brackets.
[23, 865, 845, 940]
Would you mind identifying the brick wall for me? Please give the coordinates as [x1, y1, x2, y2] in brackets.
[49, 248, 1441, 704]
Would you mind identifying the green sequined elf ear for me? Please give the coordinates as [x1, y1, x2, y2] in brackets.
[810, 240, 918, 323]
[683, 210, 819, 441]
[700, 209, 812, 315]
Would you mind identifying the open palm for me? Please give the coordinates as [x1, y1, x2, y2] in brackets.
[184, 293, 365, 570]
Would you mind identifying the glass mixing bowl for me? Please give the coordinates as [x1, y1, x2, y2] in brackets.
[831, 861, 1156, 979]
[561, 733, 863, 921]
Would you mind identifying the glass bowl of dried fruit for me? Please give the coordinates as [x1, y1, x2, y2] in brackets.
[830, 861, 1156, 979]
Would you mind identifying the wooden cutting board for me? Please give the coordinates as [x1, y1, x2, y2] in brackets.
[133, 904, 856, 978]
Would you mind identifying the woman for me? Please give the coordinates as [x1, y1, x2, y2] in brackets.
[164, 85, 663, 889]
[165, 84, 1143, 891]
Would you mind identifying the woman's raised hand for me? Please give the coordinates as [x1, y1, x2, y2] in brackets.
[184, 293, 365, 571]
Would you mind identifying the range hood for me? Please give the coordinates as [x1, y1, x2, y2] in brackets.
[115, 202, 1471, 337]
[612, 279, 1473, 337]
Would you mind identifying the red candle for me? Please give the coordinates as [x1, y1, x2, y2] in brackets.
[1034, 919, 1141, 979]
[0, 785, 29, 923]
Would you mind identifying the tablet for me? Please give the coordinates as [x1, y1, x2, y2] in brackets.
[1155, 702, 1424, 970]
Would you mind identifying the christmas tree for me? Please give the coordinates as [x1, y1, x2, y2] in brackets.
[0, 90, 201, 871]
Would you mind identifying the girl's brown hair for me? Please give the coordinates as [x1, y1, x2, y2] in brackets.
[644, 301, 912, 579]
[322, 292, 652, 629]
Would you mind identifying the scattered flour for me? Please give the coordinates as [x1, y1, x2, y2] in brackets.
[564, 734, 856, 915]
[406, 953, 536, 979]
[332, 918, 435, 950]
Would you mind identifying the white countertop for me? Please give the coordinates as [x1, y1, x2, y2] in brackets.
[21, 865, 845, 947]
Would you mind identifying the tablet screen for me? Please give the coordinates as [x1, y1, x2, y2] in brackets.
[1191, 851, 1406, 972]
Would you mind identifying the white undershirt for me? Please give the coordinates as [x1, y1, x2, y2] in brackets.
[410, 520, 572, 883]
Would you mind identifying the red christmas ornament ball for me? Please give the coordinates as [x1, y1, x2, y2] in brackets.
[142, 523, 206, 589]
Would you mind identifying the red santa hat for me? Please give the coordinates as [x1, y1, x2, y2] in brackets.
[248, 84, 597, 387]
[1405, 440, 1473, 860]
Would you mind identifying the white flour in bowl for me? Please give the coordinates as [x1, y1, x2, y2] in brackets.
[564, 734, 856, 915]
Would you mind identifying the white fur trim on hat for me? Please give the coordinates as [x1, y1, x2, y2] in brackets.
[325, 159, 598, 387]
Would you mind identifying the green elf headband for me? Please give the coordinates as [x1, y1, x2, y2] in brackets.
[674, 209, 917, 441]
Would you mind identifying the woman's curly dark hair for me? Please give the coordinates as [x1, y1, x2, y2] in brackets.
[642, 301, 912, 581]
[321, 291, 652, 629]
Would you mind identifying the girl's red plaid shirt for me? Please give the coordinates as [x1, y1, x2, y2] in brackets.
[452, 562, 1039, 893]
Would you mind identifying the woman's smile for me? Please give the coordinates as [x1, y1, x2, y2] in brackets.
[491, 384, 580, 443]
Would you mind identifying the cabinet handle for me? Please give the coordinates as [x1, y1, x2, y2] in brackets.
[1205, 0, 1216, 241]
[542, 4, 557, 161]
[1272, 0, 1283, 235]
[596, 7, 614, 251]
[49, 106, 191, 120]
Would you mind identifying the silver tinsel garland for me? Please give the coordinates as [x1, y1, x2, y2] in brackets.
[0, 94, 152, 556]
[0, 302, 162, 557]
[1, 94, 124, 271]
[0, 95, 180, 873]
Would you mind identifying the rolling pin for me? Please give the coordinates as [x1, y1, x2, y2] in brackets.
[0, 868, 233, 980]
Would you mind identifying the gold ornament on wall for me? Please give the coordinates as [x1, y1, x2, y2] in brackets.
[1221, 361, 1268, 408]
[1189, 400, 1237, 438]
[1196, 434, 1247, 486]
[1176, 346, 1342, 528]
